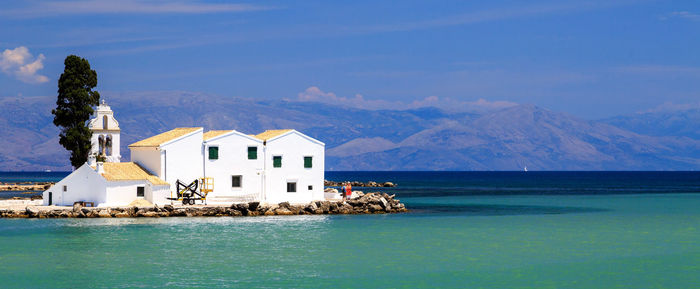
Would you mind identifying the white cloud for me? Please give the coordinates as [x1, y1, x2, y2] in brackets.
[0, 46, 49, 84]
[293, 86, 517, 112]
[342, 0, 641, 35]
[661, 11, 700, 21]
[614, 65, 700, 77]
[1, 0, 273, 17]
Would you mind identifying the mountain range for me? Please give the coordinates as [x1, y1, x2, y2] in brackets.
[1, 91, 699, 171]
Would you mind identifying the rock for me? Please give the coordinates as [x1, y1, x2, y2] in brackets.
[73, 203, 82, 212]
[383, 182, 395, 187]
[379, 197, 389, 210]
[232, 203, 250, 215]
[25, 206, 39, 217]
[350, 191, 363, 199]
[163, 205, 174, 212]
[141, 211, 159, 217]
[98, 210, 111, 218]
[304, 202, 318, 213]
[233, 203, 249, 210]
[278, 202, 290, 209]
[329, 202, 339, 213]
[248, 201, 260, 211]
[316, 201, 331, 214]
[171, 209, 187, 216]
[114, 212, 130, 218]
[292, 205, 307, 214]
[274, 207, 294, 215]
[368, 204, 383, 213]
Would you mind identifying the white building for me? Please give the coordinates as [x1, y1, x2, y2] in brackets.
[202, 130, 264, 203]
[256, 129, 325, 203]
[43, 103, 326, 207]
[42, 162, 170, 207]
[89, 100, 121, 163]
[129, 127, 204, 195]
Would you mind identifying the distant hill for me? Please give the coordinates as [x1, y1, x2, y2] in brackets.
[1, 91, 699, 171]
[602, 108, 700, 140]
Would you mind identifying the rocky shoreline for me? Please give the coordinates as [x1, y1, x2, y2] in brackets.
[0, 182, 54, 192]
[324, 180, 396, 187]
[0, 192, 407, 218]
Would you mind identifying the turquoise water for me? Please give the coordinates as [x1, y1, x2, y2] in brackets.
[1, 172, 699, 288]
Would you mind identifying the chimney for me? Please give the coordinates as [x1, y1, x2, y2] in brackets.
[96, 162, 105, 174]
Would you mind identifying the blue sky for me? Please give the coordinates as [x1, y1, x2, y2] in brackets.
[1, 0, 699, 118]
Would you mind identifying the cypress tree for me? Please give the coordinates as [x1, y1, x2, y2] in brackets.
[52, 55, 100, 169]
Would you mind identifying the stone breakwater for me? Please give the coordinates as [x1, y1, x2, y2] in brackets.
[0, 192, 407, 218]
[324, 180, 396, 187]
[0, 182, 54, 191]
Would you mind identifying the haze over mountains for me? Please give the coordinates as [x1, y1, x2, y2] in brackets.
[1, 91, 699, 171]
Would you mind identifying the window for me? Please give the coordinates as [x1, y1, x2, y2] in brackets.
[231, 175, 242, 188]
[304, 156, 313, 168]
[208, 146, 218, 160]
[137, 186, 145, 197]
[287, 182, 296, 193]
[248, 146, 257, 160]
[308, 185, 313, 191]
[63, 185, 67, 192]
[273, 156, 282, 168]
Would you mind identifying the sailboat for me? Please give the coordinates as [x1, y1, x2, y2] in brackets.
[523, 166, 528, 172]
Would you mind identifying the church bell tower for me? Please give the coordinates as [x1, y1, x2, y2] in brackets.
[89, 100, 121, 163]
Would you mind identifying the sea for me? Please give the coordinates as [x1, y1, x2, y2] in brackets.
[0, 171, 698, 288]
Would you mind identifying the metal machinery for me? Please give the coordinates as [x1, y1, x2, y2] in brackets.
[167, 177, 214, 205]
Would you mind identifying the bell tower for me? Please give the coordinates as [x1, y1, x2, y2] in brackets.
[89, 100, 121, 163]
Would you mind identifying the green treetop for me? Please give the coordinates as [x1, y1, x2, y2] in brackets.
[52, 55, 100, 168]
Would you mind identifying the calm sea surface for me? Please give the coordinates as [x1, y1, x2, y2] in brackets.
[1, 171, 698, 288]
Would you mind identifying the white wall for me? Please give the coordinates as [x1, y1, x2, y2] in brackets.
[263, 131, 325, 204]
[131, 147, 162, 176]
[42, 164, 108, 206]
[161, 130, 204, 193]
[149, 185, 172, 205]
[104, 180, 145, 207]
[203, 132, 264, 203]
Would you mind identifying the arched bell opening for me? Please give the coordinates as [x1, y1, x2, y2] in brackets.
[98, 135, 105, 156]
[106, 135, 113, 156]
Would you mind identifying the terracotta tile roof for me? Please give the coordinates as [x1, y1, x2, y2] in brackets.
[254, 129, 293, 141]
[97, 162, 169, 186]
[129, 127, 201, 147]
[203, 130, 233, 140]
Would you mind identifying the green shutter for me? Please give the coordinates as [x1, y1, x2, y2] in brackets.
[209, 146, 218, 160]
[273, 156, 282, 168]
[304, 156, 312, 168]
[248, 146, 257, 160]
